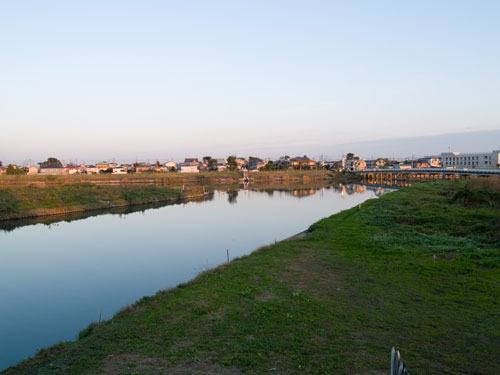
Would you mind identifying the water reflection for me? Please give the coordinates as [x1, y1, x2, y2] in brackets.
[0, 183, 395, 233]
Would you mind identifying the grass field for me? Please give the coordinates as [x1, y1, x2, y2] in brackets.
[2, 180, 499, 375]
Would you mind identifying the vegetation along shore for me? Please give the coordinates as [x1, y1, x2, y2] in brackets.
[0, 184, 187, 221]
[0, 170, 348, 221]
[2, 178, 499, 374]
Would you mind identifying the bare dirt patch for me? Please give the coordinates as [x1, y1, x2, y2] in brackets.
[278, 248, 341, 299]
[255, 291, 277, 301]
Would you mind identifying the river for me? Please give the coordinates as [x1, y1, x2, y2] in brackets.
[0, 183, 393, 370]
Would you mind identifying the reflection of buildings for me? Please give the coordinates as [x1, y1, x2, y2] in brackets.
[225, 183, 395, 201]
[290, 188, 316, 197]
[339, 184, 367, 196]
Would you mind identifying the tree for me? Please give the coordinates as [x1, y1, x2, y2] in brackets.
[202, 156, 212, 164]
[208, 158, 218, 171]
[227, 156, 238, 171]
[156, 160, 160, 167]
[170, 166, 177, 172]
[6, 165, 26, 175]
[263, 161, 274, 170]
[346, 153, 354, 160]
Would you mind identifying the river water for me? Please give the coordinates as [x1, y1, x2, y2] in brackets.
[0, 183, 392, 370]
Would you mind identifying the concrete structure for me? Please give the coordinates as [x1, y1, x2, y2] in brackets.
[179, 162, 199, 173]
[441, 150, 500, 168]
[39, 167, 67, 175]
[39, 158, 67, 175]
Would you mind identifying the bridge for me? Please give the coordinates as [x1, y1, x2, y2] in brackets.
[349, 167, 500, 184]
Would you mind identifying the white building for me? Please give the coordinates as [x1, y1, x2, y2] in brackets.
[85, 166, 100, 174]
[164, 161, 177, 170]
[112, 166, 127, 174]
[441, 149, 500, 168]
[179, 162, 199, 173]
[27, 166, 39, 175]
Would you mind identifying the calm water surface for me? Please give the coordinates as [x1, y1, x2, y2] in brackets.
[0, 184, 392, 370]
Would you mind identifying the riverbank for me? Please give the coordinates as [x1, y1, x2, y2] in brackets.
[0, 171, 356, 221]
[0, 169, 341, 187]
[0, 184, 189, 221]
[3, 180, 499, 374]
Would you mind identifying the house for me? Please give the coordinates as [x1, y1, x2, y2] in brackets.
[65, 164, 81, 175]
[135, 163, 151, 173]
[343, 157, 367, 171]
[248, 157, 265, 171]
[85, 165, 100, 174]
[326, 160, 343, 171]
[214, 158, 227, 172]
[179, 162, 199, 173]
[164, 161, 177, 171]
[274, 156, 291, 169]
[365, 158, 388, 169]
[96, 162, 111, 170]
[39, 158, 67, 175]
[290, 156, 317, 169]
[112, 166, 127, 174]
[236, 158, 247, 170]
[26, 166, 39, 175]
[184, 158, 199, 165]
[423, 157, 441, 168]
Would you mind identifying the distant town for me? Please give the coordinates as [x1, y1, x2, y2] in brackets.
[1, 148, 499, 176]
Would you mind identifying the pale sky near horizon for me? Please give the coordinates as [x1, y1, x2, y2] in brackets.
[1, 1, 499, 163]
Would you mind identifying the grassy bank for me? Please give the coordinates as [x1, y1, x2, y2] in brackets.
[0, 170, 339, 187]
[0, 170, 348, 221]
[3, 180, 499, 374]
[0, 181, 336, 229]
[0, 183, 186, 221]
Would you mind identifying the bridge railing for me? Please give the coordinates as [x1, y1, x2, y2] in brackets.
[350, 168, 500, 176]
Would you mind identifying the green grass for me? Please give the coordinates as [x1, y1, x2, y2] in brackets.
[2, 181, 499, 375]
[0, 184, 184, 220]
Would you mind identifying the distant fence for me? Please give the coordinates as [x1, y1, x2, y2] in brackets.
[391, 347, 410, 375]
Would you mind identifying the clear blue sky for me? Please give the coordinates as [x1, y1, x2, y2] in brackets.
[1, 0, 499, 163]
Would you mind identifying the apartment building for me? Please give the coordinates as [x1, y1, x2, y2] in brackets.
[440, 149, 500, 168]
